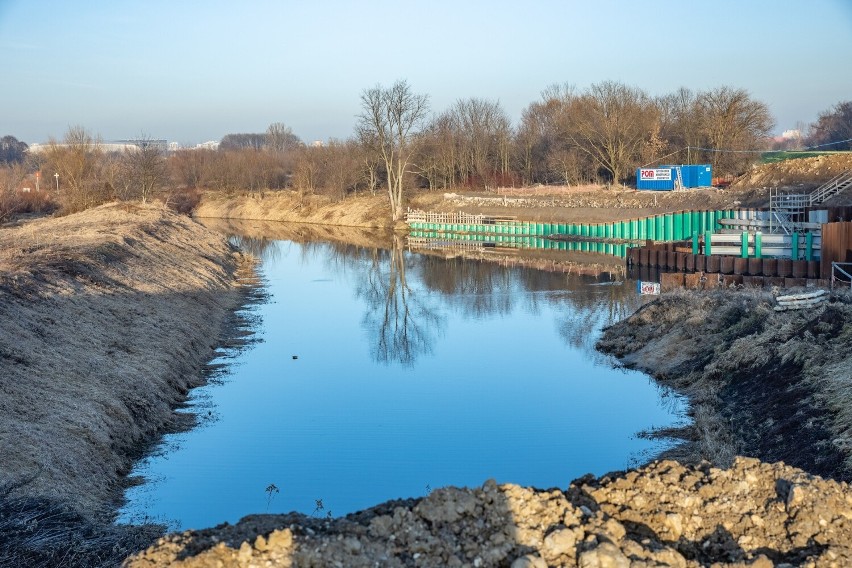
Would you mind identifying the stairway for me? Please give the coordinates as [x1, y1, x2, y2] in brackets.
[810, 170, 852, 205]
[769, 188, 809, 234]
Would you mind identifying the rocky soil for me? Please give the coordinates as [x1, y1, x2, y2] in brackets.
[127, 457, 852, 567]
[0, 203, 256, 566]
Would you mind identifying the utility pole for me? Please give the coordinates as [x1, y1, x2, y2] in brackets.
[54, 172, 59, 191]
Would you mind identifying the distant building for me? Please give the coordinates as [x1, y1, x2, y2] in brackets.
[781, 129, 801, 140]
[116, 139, 169, 151]
[27, 139, 172, 154]
[311, 140, 323, 148]
[195, 140, 220, 150]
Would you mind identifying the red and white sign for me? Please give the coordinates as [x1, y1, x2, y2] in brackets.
[638, 281, 661, 295]
[639, 168, 672, 181]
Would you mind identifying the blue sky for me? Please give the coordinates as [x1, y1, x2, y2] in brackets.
[1, 0, 851, 145]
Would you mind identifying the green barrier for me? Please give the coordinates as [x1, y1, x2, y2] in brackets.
[663, 214, 673, 240]
[805, 232, 813, 261]
[654, 215, 663, 240]
[755, 232, 762, 259]
[791, 231, 799, 260]
[741, 231, 749, 258]
[645, 217, 653, 240]
[692, 233, 699, 255]
[673, 213, 683, 240]
[705, 230, 712, 256]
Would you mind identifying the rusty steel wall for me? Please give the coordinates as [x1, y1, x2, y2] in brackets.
[820, 222, 852, 279]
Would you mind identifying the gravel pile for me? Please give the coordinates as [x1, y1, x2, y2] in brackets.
[127, 457, 852, 567]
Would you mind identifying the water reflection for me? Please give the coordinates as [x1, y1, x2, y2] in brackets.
[358, 235, 444, 366]
[122, 219, 682, 529]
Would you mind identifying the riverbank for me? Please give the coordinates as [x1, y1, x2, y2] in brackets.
[597, 289, 852, 481]
[4, 201, 852, 567]
[194, 183, 770, 228]
[128, 457, 852, 567]
[0, 203, 257, 566]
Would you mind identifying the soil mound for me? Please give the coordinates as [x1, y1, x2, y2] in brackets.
[731, 154, 852, 199]
[597, 290, 852, 480]
[127, 458, 852, 567]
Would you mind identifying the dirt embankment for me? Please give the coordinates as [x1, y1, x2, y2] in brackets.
[731, 154, 852, 194]
[129, 457, 852, 567]
[195, 185, 769, 227]
[0, 203, 256, 566]
[194, 153, 852, 230]
[194, 191, 397, 227]
[597, 290, 852, 481]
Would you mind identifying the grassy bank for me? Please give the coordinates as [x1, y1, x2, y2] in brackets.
[0, 203, 257, 566]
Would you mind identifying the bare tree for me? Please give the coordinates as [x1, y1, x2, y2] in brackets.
[449, 98, 511, 189]
[563, 81, 659, 186]
[807, 100, 852, 151]
[42, 126, 108, 213]
[357, 80, 429, 221]
[698, 87, 774, 174]
[126, 136, 167, 203]
[170, 148, 212, 188]
[265, 122, 302, 152]
[220, 133, 266, 150]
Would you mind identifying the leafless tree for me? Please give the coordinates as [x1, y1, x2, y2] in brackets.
[170, 149, 212, 188]
[266, 122, 302, 152]
[125, 136, 168, 203]
[42, 126, 109, 213]
[357, 80, 429, 221]
[563, 81, 659, 186]
[807, 100, 852, 151]
[698, 87, 774, 174]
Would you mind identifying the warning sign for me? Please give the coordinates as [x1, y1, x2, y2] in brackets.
[637, 281, 661, 295]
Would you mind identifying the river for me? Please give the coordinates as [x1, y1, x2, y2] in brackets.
[119, 223, 684, 530]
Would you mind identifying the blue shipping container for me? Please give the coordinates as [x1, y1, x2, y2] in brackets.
[637, 164, 712, 190]
[663, 164, 712, 188]
[637, 167, 675, 190]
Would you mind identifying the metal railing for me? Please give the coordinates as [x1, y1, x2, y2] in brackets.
[831, 262, 852, 289]
[810, 171, 852, 205]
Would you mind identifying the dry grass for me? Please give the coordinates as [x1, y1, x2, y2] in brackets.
[0, 203, 256, 562]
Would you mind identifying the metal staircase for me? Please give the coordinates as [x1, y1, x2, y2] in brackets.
[768, 170, 852, 234]
[809, 170, 852, 205]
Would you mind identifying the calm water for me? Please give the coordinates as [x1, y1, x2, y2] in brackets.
[119, 229, 684, 530]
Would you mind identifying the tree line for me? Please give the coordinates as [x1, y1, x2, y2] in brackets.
[0, 82, 849, 220]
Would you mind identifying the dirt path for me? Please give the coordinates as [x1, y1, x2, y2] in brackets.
[0, 203, 256, 566]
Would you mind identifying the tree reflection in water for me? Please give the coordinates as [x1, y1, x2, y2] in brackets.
[358, 234, 444, 366]
[223, 221, 644, 365]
